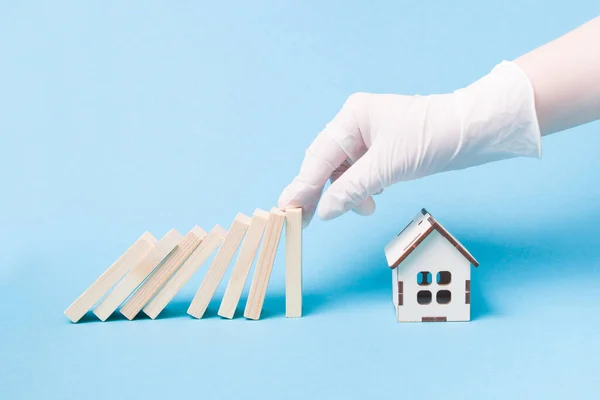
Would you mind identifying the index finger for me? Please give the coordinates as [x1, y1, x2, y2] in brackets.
[278, 133, 348, 227]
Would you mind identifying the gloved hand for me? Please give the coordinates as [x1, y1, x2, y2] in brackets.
[278, 61, 542, 227]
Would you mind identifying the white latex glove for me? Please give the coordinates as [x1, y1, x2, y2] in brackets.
[278, 61, 542, 227]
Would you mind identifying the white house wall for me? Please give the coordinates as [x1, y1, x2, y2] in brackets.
[394, 230, 471, 322]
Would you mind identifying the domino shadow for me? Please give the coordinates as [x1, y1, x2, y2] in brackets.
[245, 292, 326, 319]
[155, 299, 223, 320]
[155, 294, 320, 320]
[75, 310, 151, 323]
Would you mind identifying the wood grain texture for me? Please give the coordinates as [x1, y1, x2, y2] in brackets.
[243, 208, 285, 320]
[285, 208, 302, 318]
[187, 213, 251, 319]
[142, 225, 227, 319]
[217, 209, 269, 319]
[119, 226, 207, 320]
[64, 232, 157, 323]
[93, 229, 183, 322]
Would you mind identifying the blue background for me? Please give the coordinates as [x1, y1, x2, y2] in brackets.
[1, 2, 599, 399]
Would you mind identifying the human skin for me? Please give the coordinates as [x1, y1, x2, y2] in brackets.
[515, 16, 600, 136]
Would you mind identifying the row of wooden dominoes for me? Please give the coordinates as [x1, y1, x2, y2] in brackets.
[64, 208, 302, 323]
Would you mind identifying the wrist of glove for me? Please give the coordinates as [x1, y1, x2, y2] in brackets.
[449, 60, 541, 170]
[278, 61, 542, 227]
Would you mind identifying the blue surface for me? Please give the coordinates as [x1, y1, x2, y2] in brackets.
[1, 2, 600, 399]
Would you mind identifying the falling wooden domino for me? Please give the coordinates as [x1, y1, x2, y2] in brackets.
[218, 209, 270, 319]
[119, 226, 207, 320]
[63, 232, 157, 323]
[142, 225, 227, 319]
[243, 207, 285, 320]
[285, 208, 302, 318]
[93, 229, 183, 321]
[187, 213, 251, 319]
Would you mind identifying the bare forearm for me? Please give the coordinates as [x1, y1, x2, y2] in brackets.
[515, 16, 600, 136]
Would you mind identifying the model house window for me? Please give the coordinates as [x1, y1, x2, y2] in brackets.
[417, 271, 432, 286]
[436, 271, 451, 285]
[417, 290, 432, 304]
[437, 290, 451, 304]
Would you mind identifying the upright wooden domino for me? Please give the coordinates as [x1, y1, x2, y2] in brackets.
[142, 225, 227, 319]
[218, 209, 270, 319]
[119, 226, 207, 320]
[285, 208, 302, 318]
[64, 232, 157, 323]
[187, 213, 251, 319]
[93, 229, 183, 321]
[243, 208, 285, 320]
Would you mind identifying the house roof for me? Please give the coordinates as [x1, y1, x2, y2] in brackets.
[384, 208, 479, 269]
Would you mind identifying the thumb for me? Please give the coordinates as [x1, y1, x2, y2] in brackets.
[317, 147, 384, 221]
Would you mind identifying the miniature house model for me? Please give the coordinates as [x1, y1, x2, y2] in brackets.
[384, 209, 479, 322]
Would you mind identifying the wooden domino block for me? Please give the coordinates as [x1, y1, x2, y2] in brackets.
[218, 209, 270, 319]
[285, 208, 302, 318]
[243, 208, 285, 320]
[93, 229, 183, 321]
[142, 225, 227, 319]
[119, 226, 207, 320]
[63, 232, 157, 323]
[187, 213, 251, 319]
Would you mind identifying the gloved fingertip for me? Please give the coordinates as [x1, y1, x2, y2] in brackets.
[351, 197, 376, 216]
[317, 206, 339, 221]
[317, 193, 346, 221]
[277, 180, 317, 210]
[277, 186, 294, 209]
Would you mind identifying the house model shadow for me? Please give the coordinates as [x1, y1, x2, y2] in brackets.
[384, 208, 479, 322]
